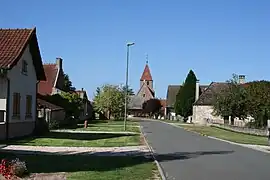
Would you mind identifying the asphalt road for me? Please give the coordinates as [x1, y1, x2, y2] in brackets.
[140, 120, 270, 180]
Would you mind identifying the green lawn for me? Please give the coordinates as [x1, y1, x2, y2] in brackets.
[0, 152, 159, 180]
[4, 131, 141, 147]
[179, 125, 268, 145]
[74, 124, 141, 133]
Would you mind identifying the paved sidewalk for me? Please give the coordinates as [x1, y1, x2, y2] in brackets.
[0, 145, 150, 156]
[51, 129, 139, 135]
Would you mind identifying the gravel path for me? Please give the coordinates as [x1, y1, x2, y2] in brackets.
[0, 145, 150, 156]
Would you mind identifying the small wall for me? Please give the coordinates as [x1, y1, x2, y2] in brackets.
[193, 105, 222, 125]
[0, 123, 6, 140]
[8, 121, 35, 139]
[212, 124, 268, 137]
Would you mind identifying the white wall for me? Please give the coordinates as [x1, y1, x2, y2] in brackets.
[192, 105, 221, 125]
[7, 45, 37, 122]
[0, 78, 7, 110]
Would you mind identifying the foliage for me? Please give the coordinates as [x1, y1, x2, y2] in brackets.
[0, 159, 13, 179]
[142, 99, 162, 118]
[63, 73, 76, 92]
[93, 84, 125, 119]
[213, 74, 248, 120]
[34, 118, 49, 135]
[122, 85, 135, 96]
[174, 70, 197, 119]
[245, 80, 270, 128]
[60, 91, 83, 118]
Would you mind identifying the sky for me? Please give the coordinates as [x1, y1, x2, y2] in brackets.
[1, 0, 269, 99]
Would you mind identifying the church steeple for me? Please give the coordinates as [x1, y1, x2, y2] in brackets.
[140, 57, 153, 91]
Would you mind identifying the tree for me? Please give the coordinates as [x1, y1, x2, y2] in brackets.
[63, 73, 76, 92]
[93, 84, 125, 119]
[143, 99, 162, 119]
[174, 70, 197, 120]
[122, 85, 135, 96]
[212, 74, 248, 123]
[245, 80, 270, 128]
[60, 92, 83, 118]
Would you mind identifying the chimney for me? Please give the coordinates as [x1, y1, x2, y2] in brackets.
[56, 57, 63, 70]
[238, 75, 245, 84]
[195, 80, 200, 102]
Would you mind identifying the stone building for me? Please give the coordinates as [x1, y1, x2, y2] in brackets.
[128, 62, 155, 116]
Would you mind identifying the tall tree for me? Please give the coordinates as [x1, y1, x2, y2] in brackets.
[212, 74, 248, 122]
[245, 80, 270, 128]
[174, 70, 197, 119]
[93, 84, 125, 119]
[63, 73, 76, 92]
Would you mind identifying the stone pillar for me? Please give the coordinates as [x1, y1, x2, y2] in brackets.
[195, 80, 200, 102]
[228, 116, 231, 125]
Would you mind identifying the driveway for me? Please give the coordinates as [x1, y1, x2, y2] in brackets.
[140, 120, 270, 180]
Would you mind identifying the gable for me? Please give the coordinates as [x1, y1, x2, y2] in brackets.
[38, 64, 58, 95]
[0, 28, 45, 80]
[137, 82, 154, 100]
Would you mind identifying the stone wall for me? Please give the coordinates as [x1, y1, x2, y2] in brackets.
[192, 105, 222, 125]
[212, 124, 268, 137]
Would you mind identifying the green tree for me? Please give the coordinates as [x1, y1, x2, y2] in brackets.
[93, 84, 125, 119]
[174, 70, 197, 120]
[245, 80, 270, 128]
[212, 74, 248, 122]
[63, 73, 76, 92]
[60, 92, 83, 118]
[122, 85, 135, 96]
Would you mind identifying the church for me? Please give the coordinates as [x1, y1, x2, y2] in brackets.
[128, 61, 155, 116]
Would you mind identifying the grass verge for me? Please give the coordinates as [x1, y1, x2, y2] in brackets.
[3, 132, 141, 147]
[179, 125, 268, 146]
[74, 125, 140, 133]
[0, 152, 159, 180]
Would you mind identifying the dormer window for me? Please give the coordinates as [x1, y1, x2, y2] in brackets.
[146, 81, 149, 85]
[22, 60, 28, 75]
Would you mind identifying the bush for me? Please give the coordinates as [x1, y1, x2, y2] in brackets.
[48, 119, 60, 130]
[0, 158, 28, 179]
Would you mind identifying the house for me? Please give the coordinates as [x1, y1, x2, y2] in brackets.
[165, 83, 208, 120]
[192, 75, 247, 125]
[37, 58, 66, 122]
[0, 28, 46, 140]
[128, 61, 155, 116]
[75, 88, 93, 121]
[37, 94, 65, 124]
[38, 57, 65, 95]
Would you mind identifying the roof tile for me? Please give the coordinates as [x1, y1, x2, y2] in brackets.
[140, 64, 153, 81]
[38, 64, 58, 95]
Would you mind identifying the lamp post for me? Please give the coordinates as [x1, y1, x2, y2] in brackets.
[124, 42, 135, 131]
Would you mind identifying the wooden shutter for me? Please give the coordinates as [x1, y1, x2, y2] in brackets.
[12, 93, 20, 116]
[26, 95, 32, 115]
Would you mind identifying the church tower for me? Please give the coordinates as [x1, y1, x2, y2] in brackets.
[140, 61, 153, 90]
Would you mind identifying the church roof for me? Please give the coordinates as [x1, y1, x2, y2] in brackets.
[140, 64, 153, 81]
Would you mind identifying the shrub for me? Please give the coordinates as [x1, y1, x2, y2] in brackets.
[34, 118, 49, 136]
[48, 119, 60, 130]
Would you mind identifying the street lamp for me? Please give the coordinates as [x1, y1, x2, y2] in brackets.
[124, 42, 135, 131]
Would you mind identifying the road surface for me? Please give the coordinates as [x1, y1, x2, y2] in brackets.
[140, 120, 270, 180]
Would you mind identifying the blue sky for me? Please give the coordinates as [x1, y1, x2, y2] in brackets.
[1, 0, 269, 99]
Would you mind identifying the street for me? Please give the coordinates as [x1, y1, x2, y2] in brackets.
[140, 120, 270, 180]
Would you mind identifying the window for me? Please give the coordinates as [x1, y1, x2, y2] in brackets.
[26, 95, 32, 117]
[12, 93, 20, 117]
[0, 110, 4, 122]
[22, 60, 28, 75]
[147, 81, 149, 85]
[143, 94, 146, 97]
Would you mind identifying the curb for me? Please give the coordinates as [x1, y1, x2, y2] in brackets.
[139, 125, 167, 180]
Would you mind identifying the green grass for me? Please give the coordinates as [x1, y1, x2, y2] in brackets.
[4, 132, 141, 147]
[74, 124, 141, 133]
[179, 124, 268, 145]
[0, 152, 158, 180]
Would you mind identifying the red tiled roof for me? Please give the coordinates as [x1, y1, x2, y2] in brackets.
[0, 28, 46, 80]
[38, 64, 58, 95]
[140, 64, 153, 81]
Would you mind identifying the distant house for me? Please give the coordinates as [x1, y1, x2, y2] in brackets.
[37, 58, 66, 122]
[128, 62, 155, 116]
[38, 57, 65, 95]
[0, 28, 46, 140]
[165, 84, 208, 120]
[75, 88, 93, 121]
[37, 94, 65, 124]
[192, 75, 246, 125]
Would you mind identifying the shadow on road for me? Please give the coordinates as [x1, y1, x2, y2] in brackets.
[155, 150, 234, 162]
